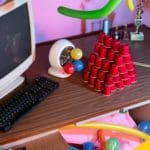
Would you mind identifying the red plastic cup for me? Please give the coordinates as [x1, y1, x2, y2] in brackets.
[104, 36, 113, 48]
[126, 62, 134, 70]
[91, 65, 99, 77]
[94, 42, 101, 53]
[120, 72, 129, 79]
[102, 59, 110, 71]
[115, 54, 124, 65]
[98, 32, 106, 44]
[106, 74, 114, 85]
[89, 75, 96, 87]
[99, 46, 107, 58]
[110, 84, 117, 92]
[120, 44, 130, 55]
[128, 69, 136, 76]
[107, 49, 115, 62]
[130, 74, 137, 83]
[113, 75, 120, 83]
[110, 64, 119, 75]
[89, 53, 96, 63]
[118, 65, 127, 73]
[112, 40, 120, 52]
[97, 70, 106, 81]
[103, 86, 112, 96]
[83, 71, 90, 82]
[95, 79, 103, 91]
[116, 79, 124, 89]
[85, 62, 93, 72]
[123, 78, 131, 86]
[123, 55, 132, 63]
[95, 57, 102, 68]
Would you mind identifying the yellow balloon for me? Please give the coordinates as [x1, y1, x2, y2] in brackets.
[126, 0, 135, 11]
[70, 48, 83, 60]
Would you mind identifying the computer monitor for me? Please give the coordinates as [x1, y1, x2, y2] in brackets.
[0, 0, 35, 99]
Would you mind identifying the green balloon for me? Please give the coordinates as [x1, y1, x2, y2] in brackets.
[58, 0, 122, 19]
[106, 138, 120, 150]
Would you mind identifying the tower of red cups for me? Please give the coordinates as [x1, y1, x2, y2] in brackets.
[83, 32, 137, 96]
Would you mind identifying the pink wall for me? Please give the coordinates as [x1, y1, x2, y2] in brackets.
[32, 0, 150, 43]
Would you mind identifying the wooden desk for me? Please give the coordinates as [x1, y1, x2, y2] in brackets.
[0, 25, 150, 148]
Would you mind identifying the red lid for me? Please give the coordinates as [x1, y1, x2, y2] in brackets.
[126, 62, 134, 70]
[89, 75, 96, 87]
[89, 53, 96, 63]
[99, 46, 107, 58]
[113, 75, 120, 83]
[103, 86, 112, 96]
[83, 71, 90, 82]
[97, 70, 106, 81]
[123, 55, 132, 63]
[91, 65, 99, 77]
[110, 64, 119, 75]
[102, 59, 110, 71]
[115, 54, 124, 66]
[94, 42, 101, 53]
[106, 74, 114, 85]
[104, 36, 113, 48]
[123, 78, 132, 86]
[95, 57, 102, 68]
[107, 49, 115, 62]
[120, 72, 129, 79]
[118, 65, 127, 73]
[95, 79, 103, 91]
[120, 44, 130, 55]
[116, 79, 124, 89]
[112, 40, 120, 52]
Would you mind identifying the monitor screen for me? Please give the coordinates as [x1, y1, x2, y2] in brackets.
[0, 3, 31, 79]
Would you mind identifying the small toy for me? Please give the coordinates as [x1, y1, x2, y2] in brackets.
[48, 39, 84, 78]
[83, 142, 94, 150]
[83, 32, 137, 96]
[106, 138, 120, 150]
[138, 121, 150, 135]
[58, 0, 135, 19]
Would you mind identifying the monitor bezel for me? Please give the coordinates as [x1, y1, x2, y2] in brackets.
[0, 0, 35, 93]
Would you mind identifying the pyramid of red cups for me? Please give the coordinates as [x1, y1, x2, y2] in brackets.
[83, 32, 137, 96]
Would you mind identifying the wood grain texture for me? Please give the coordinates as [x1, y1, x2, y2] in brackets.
[0, 25, 150, 146]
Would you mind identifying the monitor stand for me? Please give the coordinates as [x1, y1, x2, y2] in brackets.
[0, 76, 24, 99]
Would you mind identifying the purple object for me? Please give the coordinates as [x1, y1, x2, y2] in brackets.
[0, 0, 7, 5]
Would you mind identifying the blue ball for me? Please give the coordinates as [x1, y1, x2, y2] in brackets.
[70, 146, 79, 150]
[138, 121, 150, 134]
[73, 60, 84, 72]
[83, 142, 94, 150]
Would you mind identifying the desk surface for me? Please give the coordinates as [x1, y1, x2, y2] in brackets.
[0, 25, 150, 145]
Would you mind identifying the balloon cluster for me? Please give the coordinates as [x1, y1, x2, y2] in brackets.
[63, 48, 84, 74]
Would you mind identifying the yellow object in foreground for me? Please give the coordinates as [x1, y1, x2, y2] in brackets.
[135, 140, 150, 150]
[126, 0, 135, 11]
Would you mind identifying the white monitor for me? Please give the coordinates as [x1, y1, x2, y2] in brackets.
[0, 0, 35, 99]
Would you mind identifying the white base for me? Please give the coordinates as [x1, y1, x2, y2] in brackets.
[48, 67, 71, 78]
[0, 76, 24, 99]
[130, 32, 144, 41]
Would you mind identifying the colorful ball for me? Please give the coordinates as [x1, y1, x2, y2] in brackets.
[63, 63, 75, 74]
[138, 121, 150, 134]
[106, 138, 119, 150]
[73, 60, 84, 72]
[70, 48, 83, 60]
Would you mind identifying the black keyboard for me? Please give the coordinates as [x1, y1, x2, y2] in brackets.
[0, 76, 59, 132]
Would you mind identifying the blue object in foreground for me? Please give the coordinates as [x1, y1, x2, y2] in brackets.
[73, 60, 84, 72]
[83, 142, 94, 150]
[138, 121, 150, 134]
[70, 146, 79, 150]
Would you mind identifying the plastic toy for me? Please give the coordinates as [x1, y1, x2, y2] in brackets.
[83, 142, 94, 150]
[48, 39, 84, 78]
[83, 32, 137, 96]
[62, 122, 150, 141]
[58, 0, 135, 19]
[138, 121, 150, 135]
[106, 138, 120, 150]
